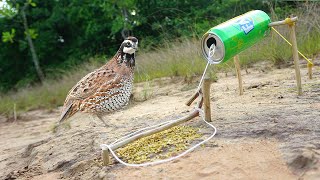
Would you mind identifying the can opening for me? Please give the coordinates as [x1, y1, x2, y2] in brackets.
[206, 37, 216, 49]
[201, 33, 225, 64]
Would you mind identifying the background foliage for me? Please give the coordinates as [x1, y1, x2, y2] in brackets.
[0, 0, 299, 92]
[0, 0, 319, 117]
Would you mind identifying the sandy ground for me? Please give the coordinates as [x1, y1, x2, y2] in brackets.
[0, 60, 319, 180]
[111, 140, 295, 180]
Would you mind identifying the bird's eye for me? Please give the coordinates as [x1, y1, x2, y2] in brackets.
[126, 42, 131, 46]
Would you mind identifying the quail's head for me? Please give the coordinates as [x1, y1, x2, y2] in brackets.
[121, 37, 138, 55]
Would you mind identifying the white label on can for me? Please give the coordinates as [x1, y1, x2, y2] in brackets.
[236, 18, 254, 34]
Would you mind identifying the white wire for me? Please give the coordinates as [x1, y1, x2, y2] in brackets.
[197, 62, 210, 92]
[100, 61, 216, 167]
[109, 61, 210, 147]
[100, 108, 217, 167]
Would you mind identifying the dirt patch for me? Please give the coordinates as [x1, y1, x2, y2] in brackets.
[112, 139, 295, 180]
[0, 61, 319, 179]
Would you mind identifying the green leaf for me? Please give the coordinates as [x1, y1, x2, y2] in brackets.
[2, 29, 16, 43]
[0, 5, 17, 18]
[24, 29, 38, 39]
[27, 0, 36, 7]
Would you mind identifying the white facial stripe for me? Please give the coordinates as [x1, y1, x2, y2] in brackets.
[123, 47, 136, 54]
[123, 40, 138, 46]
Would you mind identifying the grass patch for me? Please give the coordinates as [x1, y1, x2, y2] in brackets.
[135, 39, 209, 83]
[0, 59, 103, 118]
[0, 30, 319, 119]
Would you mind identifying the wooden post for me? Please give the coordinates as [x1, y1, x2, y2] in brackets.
[234, 55, 244, 95]
[308, 61, 313, 79]
[202, 77, 212, 122]
[288, 20, 302, 95]
[102, 149, 110, 166]
[13, 103, 17, 122]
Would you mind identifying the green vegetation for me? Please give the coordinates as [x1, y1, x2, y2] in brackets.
[0, 0, 272, 92]
[0, 1, 319, 118]
[0, 58, 102, 117]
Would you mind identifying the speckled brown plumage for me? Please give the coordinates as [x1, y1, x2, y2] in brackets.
[59, 37, 138, 125]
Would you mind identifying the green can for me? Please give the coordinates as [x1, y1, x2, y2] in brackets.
[201, 10, 271, 64]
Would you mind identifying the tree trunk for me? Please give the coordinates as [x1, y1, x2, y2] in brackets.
[121, 8, 130, 39]
[21, 4, 45, 83]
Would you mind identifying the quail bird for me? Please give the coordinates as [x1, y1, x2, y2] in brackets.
[59, 37, 138, 126]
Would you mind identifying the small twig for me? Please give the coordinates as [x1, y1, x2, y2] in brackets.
[13, 103, 17, 122]
[185, 90, 200, 106]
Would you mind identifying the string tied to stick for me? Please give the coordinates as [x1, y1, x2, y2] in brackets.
[271, 27, 313, 65]
[284, 17, 295, 26]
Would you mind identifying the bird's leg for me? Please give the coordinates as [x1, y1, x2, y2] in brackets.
[97, 114, 109, 128]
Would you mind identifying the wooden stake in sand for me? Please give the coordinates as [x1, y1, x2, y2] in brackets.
[288, 18, 302, 96]
[308, 61, 313, 79]
[234, 55, 243, 95]
[13, 103, 17, 122]
[269, 17, 303, 96]
[102, 149, 110, 165]
[202, 77, 212, 122]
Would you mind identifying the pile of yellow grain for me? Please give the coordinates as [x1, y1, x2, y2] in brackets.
[116, 125, 202, 164]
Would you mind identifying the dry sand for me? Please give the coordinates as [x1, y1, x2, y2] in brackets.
[112, 140, 295, 180]
[0, 60, 319, 180]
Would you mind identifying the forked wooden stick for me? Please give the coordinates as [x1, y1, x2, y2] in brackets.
[185, 90, 200, 106]
[268, 17, 298, 27]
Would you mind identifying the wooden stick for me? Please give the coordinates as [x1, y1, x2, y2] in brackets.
[109, 110, 199, 150]
[197, 97, 204, 109]
[308, 61, 313, 79]
[185, 91, 200, 106]
[102, 149, 110, 166]
[269, 17, 298, 27]
[202, 78, 212, 122]
[234, 55, 244, 95]
[289, 22, 302, 96]
[13, 103, 17, 122]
